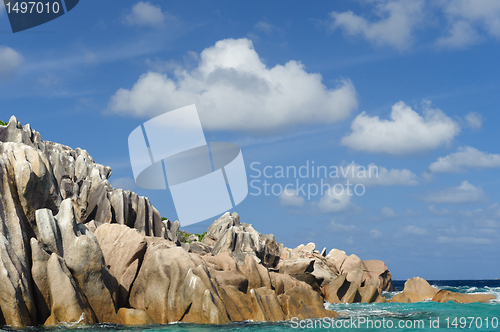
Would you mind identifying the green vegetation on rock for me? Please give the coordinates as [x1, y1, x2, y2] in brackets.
[0, 120, 8, 126]
[161, 217, 207, 243]
[179, 230, 207, 243]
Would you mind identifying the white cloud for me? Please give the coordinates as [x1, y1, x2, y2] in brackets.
[328, 0, 425, 51]
[314, 188, 355, 213]
[124, 1, 167, 27]
[436, 20, 481, 48]
[342, 101, 460, 155]
[341, 162, 418, 186]
[279, 189, 305, 207]
[438, 236, 492, 245]
[403, 225, 427, 235]
[329, 219, 356, 232]
[429, 146, 500, 173]
[108, 38, 358, 133]
[458, 203, 500, 228]
[370, 229, 383, 238]
[0, 46, 24, 80]
[437, 0, 500, 49]
[328, 1, 500, 50]
[381, 207, 397, 218]
[111, 176, 137, 191]
[464, 112, 482, 129]
[424, 181, 486, 204]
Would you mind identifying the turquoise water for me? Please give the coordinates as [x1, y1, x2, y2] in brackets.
[2, 281, 499, 332]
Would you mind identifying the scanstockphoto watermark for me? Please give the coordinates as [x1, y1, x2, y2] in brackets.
[290, 316, 430, 329]
[249, 161, 379, 200]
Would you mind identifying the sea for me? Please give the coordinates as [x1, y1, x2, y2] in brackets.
[3, 280, 499, 332]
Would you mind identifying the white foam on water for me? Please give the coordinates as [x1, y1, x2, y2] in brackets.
[484, 286, 500, 303]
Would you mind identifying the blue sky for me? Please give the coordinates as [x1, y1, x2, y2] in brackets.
[1, 0, 500, 280]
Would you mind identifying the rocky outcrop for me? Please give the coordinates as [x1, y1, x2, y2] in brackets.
[35, 199, 117, 323]
[361, 260, 395, 292]
[431, 290, 496, 303]
[0, 117, 408, 327]
[279, 243, 338, 289]
[390, 277, 496, 304]
[202, 212, 283, 267]
[323, 273, 385, 304]
[129, 245, 230, 324]
[390, 277, 439, 303]
[0, 116, 177, 241]
[0, 233, 36, 327]
[44, 254, 97, 325]
[94, 224, 149, 308]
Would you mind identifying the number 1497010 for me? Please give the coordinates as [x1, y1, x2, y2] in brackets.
[5, 1, 60, 14]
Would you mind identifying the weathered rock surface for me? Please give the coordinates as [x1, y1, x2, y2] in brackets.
[115, 308, 156, 325]
[279, 284, 338, 320]
[0, 116, 177, 240]
[94, 224, 148, 308]
[129, 245, 229, 324]
[390, 278, 496, 304]
[280, 243, 338, 289]
[361, 260, 395, 292]
[30, 238, 52, 323]
[44, 253, 96, 326]
[202, 212, 283, 267]
[390, 277, 439, 303]
[0, 234, 36, 327]
[431, 290, 495, 304]
[35, 199, 117, 323]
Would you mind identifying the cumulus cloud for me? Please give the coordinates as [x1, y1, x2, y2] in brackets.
[124, 1, 167, 27]
[342, 101, 460, 155]
[424, 181, 486, 204]
[429, 146, 500, 173]
[328, 1, 500, 50]
[314, 188, 355, 213]
[370, 229, 383, 238]
[111, 176, 137, 191]
[279, 189, 305, 207]
[464, 112, 482, 129]
[328, 0, 425, 51]
[437, 0, 500, 49]
[108, 38, 358, 133]
[436, 20, 481, 48]
[341, 162, 418, 186]
[0, 46, 24, 80]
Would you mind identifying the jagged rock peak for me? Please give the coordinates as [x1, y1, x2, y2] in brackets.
[0, 116, 177, 241]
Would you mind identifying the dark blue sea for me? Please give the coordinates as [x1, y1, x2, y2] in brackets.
[3, 280, 499, 331]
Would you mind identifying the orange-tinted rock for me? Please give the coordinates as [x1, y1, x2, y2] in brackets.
[432, 290, 495, 303]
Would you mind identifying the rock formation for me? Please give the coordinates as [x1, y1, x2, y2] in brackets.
[2, 117, 489, 328]
[390, 277, 495, 304]
[431, 290, 495, 304]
